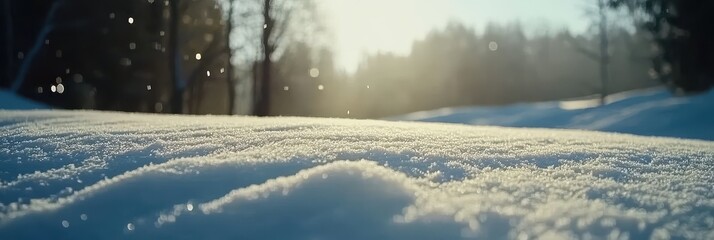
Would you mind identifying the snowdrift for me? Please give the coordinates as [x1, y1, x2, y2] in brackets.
[0, 89, 49, 110]
[1, 110, 713, 239]
[393, 88, 714, 141]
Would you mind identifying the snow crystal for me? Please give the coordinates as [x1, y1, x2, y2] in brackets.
[0, 110, 713, 239]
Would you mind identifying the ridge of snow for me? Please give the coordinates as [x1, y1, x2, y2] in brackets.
[0, 90, 49, 110]
[392, 88, 714, 141]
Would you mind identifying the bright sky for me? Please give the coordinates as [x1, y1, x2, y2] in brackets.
[320, 0, 592, 72]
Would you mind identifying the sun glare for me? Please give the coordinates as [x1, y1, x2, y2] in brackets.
[322, 0, 587, 72]
[322, 0, 448, 72]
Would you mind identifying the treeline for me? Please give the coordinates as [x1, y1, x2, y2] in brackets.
[1, 0, 711, 118]
[0, 0, 231, 114]
[270, 23, 658, 118]
[611, 0, 714, 92]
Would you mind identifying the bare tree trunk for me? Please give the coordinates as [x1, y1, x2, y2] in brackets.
[189, 78, 199, 114]
[169, 0, 183, 114]
[598, 0, 609, 105]
[3, 0, 13, 87]
[255, 0, 274, 116]
[225, 0, 236, 115]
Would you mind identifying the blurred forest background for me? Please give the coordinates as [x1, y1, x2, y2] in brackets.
[0, 0, 712, 118]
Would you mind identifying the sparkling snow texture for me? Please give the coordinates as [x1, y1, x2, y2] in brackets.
[1, 110, 713, 239]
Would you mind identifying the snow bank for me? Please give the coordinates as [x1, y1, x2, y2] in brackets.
[0, 90, 48, 110]
[392, 88, 714, 141]
[1, 110, 713, 239]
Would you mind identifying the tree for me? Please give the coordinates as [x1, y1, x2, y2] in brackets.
[4, 0, 230, 113]
[2, 0, 13, 88]
[225, 0, 237, 114]
[169, 0, 231, 114]
[255, 0, 274, 116]
[9, 0, 81, 93]
[568, 0, 612, 105]
[243, 0, 319, 116]
[0, 0, 172, 110]
[168, 0, 182, 113]
[597, 0, 610, 104]
[610, 0, 714, 92]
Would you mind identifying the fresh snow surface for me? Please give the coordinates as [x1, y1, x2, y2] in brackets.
[0, 90, 48, 110]
[392, 88, 714, 141]
[1, 110, 714, 239]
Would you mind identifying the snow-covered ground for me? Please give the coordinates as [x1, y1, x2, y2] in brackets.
[393, 88, 714, 141]
[1, 110, 714, 239]
[0, 90, 48, 110]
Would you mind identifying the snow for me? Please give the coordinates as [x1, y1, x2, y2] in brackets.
[1, 110, 714, 239]
[0, 89, 49, 110]
[392, 88, 714, 141]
